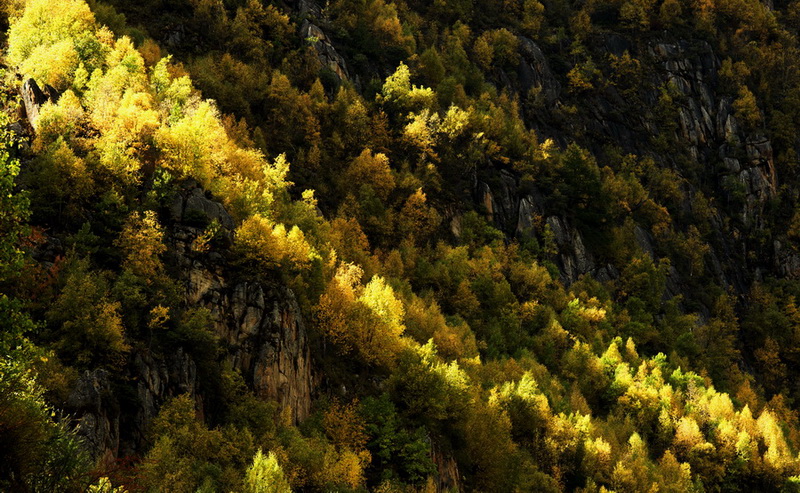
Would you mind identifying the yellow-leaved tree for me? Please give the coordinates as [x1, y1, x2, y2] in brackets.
[315, 262, 409, 367]
[34, 90, 86, 151]
[244, 449, 292, 493]
[115, 210, 166, 280]
[343, 148, 395, 200]
[234, 214, 319, 269]
[47, 257, 129, 368]
[380, 62, 435, 110]
[81, 36, 159, 185]
[8, 0, 109, 90]
[155, 99, 229, 184]
[318, 399, 371, 489]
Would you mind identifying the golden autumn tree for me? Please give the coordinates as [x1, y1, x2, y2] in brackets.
[8, 0, 108, 90]
[234, 214, 318, 270]
[244, 450, 292, 493]
[315, 263, 408, 367]
[115, 210, 166, 280]
[343, 148, 395, 200]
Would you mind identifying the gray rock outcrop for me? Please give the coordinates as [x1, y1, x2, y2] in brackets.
[66, 369, 119, 465]
[300, 20, 350, 83]
[169, 186, 313, 424]
[129, 348, 200, 450]
[518, 37, 560, 107]
[169, 184, 235, 230]
[651, 40, 777, 228]
[20, 78, 58, 130]
[473, 36, 780, 298]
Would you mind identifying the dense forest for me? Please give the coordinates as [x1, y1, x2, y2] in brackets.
[5, 0, 800, 490]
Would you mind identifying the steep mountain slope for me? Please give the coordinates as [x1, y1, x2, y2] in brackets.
[4, 0, 800, 491]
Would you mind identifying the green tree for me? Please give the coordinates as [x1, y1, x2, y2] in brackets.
[0, 117, 91, 492]
[115, 210, 166, 280]
[140, 394, 255, 492]
[46, 257, 129, 368]
[0, 124, 28, 284]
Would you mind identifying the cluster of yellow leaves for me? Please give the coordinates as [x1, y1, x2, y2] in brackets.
[318, 399, 372, 488]
[344, 149, 395, 200]
[234, 214, 318, 269]
[330, 0, 415, 55]
[733, 85, 762, 129]
[404, 295, 478, 361]
[403, 105, 471, 159]
[139, 394, 256, 492]
[567, 58, 602, 93]
[381, 62, 435, 109]
[8, 0, 109, 90]
[156, 99, 228, 183]
[317, 447, 371, 489]
[473, 28, 519, 70]
[47, 257, 130, 368]
[34, 137, 93, 202]
[10, 0, 298, 220]
[416, 340, 471, 393]
[315, 262, 410, 367]
[606, 346, 800, 478]
[35, 90, 85, 149]
[323, 400, 369, 451]
[244, 449, 292, 493]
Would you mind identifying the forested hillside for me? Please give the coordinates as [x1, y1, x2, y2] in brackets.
[4, 0, 800, 490]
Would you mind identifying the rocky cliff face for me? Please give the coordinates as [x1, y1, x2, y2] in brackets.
[471, 36, 779, 300]
[63, 347, 202, 462]
[60, 184, 314, 461]
[65, 369, 119, 465]
[430, 441, 462, 492]
[300, 20, 351, 83]
[651, 40, 776, 229]
[167, 183, 314, 425]
[294, 0, 351, 85]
